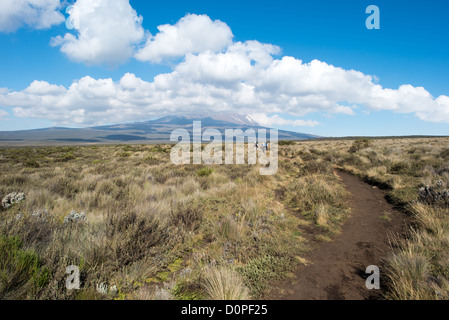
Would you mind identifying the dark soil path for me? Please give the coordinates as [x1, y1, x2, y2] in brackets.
[268, 170, 409, 300]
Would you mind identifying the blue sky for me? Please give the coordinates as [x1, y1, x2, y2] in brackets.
[0, 0, 448, 136]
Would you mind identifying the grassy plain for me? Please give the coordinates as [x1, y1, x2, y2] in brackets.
[0, 137, 448, 300]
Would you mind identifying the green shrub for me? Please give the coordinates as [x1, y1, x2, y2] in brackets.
[143, 156, 161, 165]
[439, 148, 449, 160]
[122, 145, 134, 152]
[170, 200, 203, 232]
[349, 138, 371, 153]
[301, 160, 333, 175]
[106, 211, 167, 266]
[150, 145, 166, 153]
[47, 177, 79, 199]
[238, 255, 292, 297]
[55, 152, 76, 162]
[389, 162, 410, 174]
[341, 153, 364, 166]
[196, 167, 214, 177]
[173, 280, 204, 300]
[278, 140, 295, 146]
[389, 161, 425, 177]
[118, 152, 131, 158]
[386, 188, 419, 207]
[0, 235, 51, 299]
[23, 159, 40, 168]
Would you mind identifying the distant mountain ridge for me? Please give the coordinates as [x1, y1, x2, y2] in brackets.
[0, 114, 320, 146]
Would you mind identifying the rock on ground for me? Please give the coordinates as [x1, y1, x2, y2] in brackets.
[1, 192, 26, 209]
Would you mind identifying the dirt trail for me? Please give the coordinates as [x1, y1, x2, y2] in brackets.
[269, 170, 409, 300]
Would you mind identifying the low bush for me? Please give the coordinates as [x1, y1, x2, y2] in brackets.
[349, 139, 371, 153]
[196, 167, 214, 177]
[0, 235, 51, 299]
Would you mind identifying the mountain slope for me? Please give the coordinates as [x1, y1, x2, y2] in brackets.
[0, 115, 320, 146]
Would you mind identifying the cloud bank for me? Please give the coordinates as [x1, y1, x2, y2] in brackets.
[1, 4, 448, 128]
[2, 38, 448, 127]
[0, 0, 64, 32]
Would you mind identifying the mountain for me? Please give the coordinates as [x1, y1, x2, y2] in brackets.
[0, 114, 320, 146]
[206, 113, 260, 126]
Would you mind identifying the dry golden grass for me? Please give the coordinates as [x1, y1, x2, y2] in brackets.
[1, 137, 448, 300]
[323, 137, 449, 300]
[272, 137, 449, 300]
[0, 144, 310, 299]
[202, 266, 250, 300]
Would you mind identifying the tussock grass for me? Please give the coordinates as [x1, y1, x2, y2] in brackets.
[2, 137, 448, 300]
[320, 137, 449, 299]
[202, 266, 250, 300]
[384, 247, 437, 300]
[0, 144, 309, 299]
[284, 173, 349, 232]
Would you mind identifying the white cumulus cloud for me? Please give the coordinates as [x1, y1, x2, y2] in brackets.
[51, 0, 145, 66]
[135, 14, 233, 63]
[1, 14, 449, 128]
[2, 48, 449, 128]
[0, 0, 64, 32]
